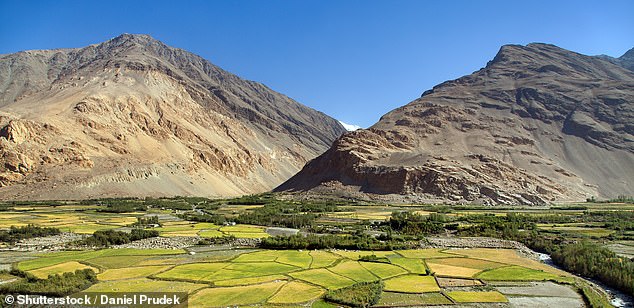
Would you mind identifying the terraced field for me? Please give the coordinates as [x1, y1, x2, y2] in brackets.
[11, 247, 580, 307]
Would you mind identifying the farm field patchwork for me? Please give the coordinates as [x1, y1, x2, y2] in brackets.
[8, 246, 588, 307]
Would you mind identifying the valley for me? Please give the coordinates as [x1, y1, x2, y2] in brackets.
[1, 195, 632, 307]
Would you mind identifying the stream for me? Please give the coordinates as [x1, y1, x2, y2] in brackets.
[537, 252, 633, 308]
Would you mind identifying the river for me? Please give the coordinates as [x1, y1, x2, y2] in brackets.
[537, 252, 633, 308]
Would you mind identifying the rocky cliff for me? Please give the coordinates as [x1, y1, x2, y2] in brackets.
[277, 43, 634, 205]
[0, 34, 346, 199]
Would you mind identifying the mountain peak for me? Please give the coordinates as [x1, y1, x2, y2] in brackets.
[108, 33, 158, 45]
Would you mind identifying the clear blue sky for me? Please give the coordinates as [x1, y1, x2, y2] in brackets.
[1, 0, 632, 128]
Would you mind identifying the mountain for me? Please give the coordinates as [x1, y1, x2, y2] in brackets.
[277, 43, 634, 205]
[598, 47, 634, 72]
[0, 34, 346, 200]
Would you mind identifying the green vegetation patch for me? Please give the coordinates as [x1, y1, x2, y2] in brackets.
[476, 266, 569, 282]
[275, 250, 313, 268]
[384, 275, 440, 293]
[85, 255, 151, 269]
[446, 291, 507, 303]
[324, 281, 383, 308]
[189, 281, 285, 307]
[359, 261, 407, 279]
[268, 281, 325, 304]
[224, 262, 299, 275]
[377, 292, 452, 306]
[232, 250, 280, 262]
[289, 268, 355, 290]
[155, 263, 229, 281]
[387, 257, 428, 274]
[328, 261, 379, 282]
[309, 251, 341, 268]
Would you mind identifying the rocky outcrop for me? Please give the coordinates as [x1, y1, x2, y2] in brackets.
[0, 34, 346, 199]
[277, 43, 634, 204]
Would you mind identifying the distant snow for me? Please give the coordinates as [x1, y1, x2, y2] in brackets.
[339, 121, 362, 131]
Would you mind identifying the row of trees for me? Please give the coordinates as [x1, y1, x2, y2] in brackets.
[78, 229, 158, 247]
[0, 269, 97, 297]
[0, 225, 60, 244]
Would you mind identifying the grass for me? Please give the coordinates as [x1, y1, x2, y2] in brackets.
[28, 261, 97, 279]
[289, 268, 356, 290]
[85, 278, 206, 293]
[359, 261, 407, 279]
[97, 265, 170, 281]
[476, 265, 572, 282]
[268, 281, 325, 304]
[328, 261, 379, 282]
[309, 251, 341, 268]
[425, 262, 482, 278]
[155, 263, 229, 281]
[396, 249, 458, 259]
[446, 291, 507, 303]
[377, 292, 452, 306]
[213, 275, 288, 287]
[384, 275, 440, 293]
[189, 281, 285, 307]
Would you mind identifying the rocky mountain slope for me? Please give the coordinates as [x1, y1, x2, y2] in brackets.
[0, 34, 346, 199]
[277, 43, 634, 205]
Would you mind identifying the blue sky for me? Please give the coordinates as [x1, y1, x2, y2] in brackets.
[1, 0, 632, 128]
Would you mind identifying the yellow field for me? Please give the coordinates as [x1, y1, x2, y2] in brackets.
[445, 249, 569, 275]
[429, 257, 506, 270]
[425, 262, 482, 278]
[97, 265, 170, 281]
[29, 261, 97, 279]
[267, 281, 325, 304]
[384, 275, 440, 293]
